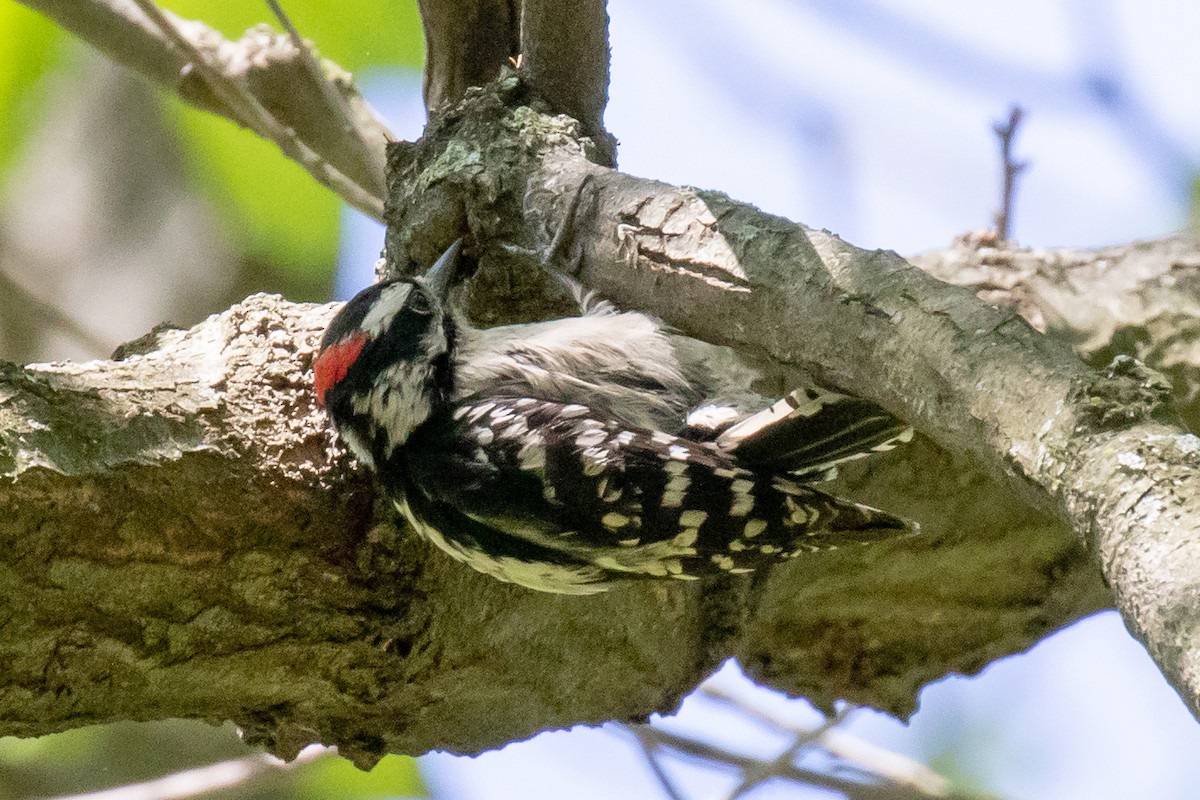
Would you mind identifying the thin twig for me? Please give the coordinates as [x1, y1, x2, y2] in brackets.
[718, 707, 850, 800]
[263, 0, 389, 195]
[697, 685, 970, 798]
[128, 0, 384, 219]
[630, 726, 689, 800]
[992, 105, 1028, 242]
[31, 746, 327, 800]
[630, 724, 952, 800]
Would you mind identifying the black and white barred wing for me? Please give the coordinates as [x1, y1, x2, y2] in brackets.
[401, 397, 912, 593]
[711, 388, 913, 481]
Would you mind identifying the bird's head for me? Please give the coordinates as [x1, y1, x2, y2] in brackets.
[313, 239, 463, 465]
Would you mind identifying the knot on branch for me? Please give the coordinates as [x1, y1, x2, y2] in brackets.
[383, 71, 608, 322]
[1078, 354, 1174, 430]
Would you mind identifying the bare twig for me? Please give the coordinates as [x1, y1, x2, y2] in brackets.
[264, 0, 388, 196]
[697, 685, 973, 798]
[126, 0, 384, 218]
[718, 707, 849, 800]
[31, 746, 327, 800]
[992, 105, 1028, 241]
[17, 0, 389, 219]
[630, 724, 962, 800]
[630, 726, 689, 800]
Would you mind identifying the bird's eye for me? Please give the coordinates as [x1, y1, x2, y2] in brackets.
[409, 290, 432, 315]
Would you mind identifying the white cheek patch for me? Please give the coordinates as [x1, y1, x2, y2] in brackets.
[352, 363, 434, 455]
[361, 282, 414, 336]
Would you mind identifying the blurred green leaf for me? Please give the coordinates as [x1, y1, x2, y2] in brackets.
[171, 98, 343, 281]
[156, 0, 425, 282]
[0, 723, 430, 800]
[0, 4, 64, 179]
[160, 0, 425, 70]
[295, 753, 429, 799]
[4, 1, 425, 286]
[0, 721, 258, 800]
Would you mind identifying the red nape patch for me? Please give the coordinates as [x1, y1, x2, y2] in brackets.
[313, 332, 368, 406]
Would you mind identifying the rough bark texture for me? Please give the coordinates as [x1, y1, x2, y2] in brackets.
[386, 78, 1200, 721]
[911, 232, 1200, 430]
[0, 288, 1110, 768]
[417, 0, 616, 165]
[0, 298, 724, 766]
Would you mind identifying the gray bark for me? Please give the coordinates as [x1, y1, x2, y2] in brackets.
[0, 291, 1109, 767]
[387, 78, 1200, 724]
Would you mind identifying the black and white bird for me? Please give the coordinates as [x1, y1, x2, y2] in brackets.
[313, 239, 914, 594]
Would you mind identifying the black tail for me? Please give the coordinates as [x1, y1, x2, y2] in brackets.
[717, 388, 912, 481]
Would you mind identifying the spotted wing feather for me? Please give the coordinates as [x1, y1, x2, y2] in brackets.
[396, 397, 911, 593]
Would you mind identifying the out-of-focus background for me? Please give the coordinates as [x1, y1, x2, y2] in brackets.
[1, 1, 1198, 798]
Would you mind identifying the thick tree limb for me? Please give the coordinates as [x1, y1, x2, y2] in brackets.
[519, 0, 616, 165]
[417, 0, 519, 113]
[1, 68, 1194, 766]
[0, 83, 1127, 761]
[10, 0, 1193, 772]
[0, 297, 725, 766]
[0, 285, 1110, 766]
[912, 232, 1200, 430]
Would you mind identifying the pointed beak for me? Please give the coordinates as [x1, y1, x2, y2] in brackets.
[423, 239, 462, 302]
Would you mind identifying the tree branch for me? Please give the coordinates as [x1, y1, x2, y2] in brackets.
[416, 0, 616, 164]
[0, 244, 1112, 764]
[0, 126, 1122, 764]
[991, 105, 1027, 242]
[16, 0, 391, 216]
[417, 0, 519, 113]
[632, 725, 973, 800]
[911, 232, 1200, 430]
[0, 295, 741, 766]
[3, 57, 1195, 765]
[519, 0, 617, 165]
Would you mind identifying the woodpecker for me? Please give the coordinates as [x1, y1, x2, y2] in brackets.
[313, 240, 914, 594]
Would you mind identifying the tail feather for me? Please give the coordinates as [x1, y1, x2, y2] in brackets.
[715, 389, 912, 480]
[764, 474, 916, 553]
